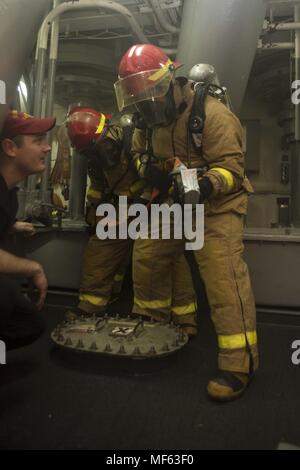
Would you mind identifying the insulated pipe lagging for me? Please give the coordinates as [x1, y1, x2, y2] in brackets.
[291, 4, 300, 227]
[40, 0, 61, 196]
[147, 0, 180, 34]
[37, 0, 149, 51]
[265, 22, 300, 31]
[176, 0, 267, 113]
[34, 0, 149, 120]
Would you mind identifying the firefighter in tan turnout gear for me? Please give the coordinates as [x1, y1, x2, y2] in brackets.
[114, 44, 258, 401]
[65, 106, 196, 332]
[65, 107, 137, 317]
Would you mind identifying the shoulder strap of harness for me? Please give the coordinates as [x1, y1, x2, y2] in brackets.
[122, 125, 134, 160]
[187, 82, 227, 166]
[188, 82, 210, 155]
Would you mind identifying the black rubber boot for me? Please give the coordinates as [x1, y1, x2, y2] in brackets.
[207, 371, 251, 402]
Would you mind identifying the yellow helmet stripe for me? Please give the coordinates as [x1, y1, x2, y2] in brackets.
[149, 59, 173, 82]
[95, 113, 106, 135]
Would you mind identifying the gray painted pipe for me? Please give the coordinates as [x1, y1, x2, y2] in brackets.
[27, 48, 48, 192]
[258, 42, 295, 49]
[68, 149, 87, 221]
[33, 0, 149, 121]
[40, 0, 61, 197]
[39, 58, 57, 192]
[38, 0, 149, 50]
[292, 5, 300, 227]
[269, 0, 300, 3]
[38, 58, 56, 196]
[0, 0, 50, 130]
[176, 0, 267, 113]
[32, 0, 150, 194]
[147, 0, 180, 34]
[266, 22, 300, 31]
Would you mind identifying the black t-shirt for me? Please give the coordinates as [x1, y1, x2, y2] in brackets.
[0, 174, 18, 239]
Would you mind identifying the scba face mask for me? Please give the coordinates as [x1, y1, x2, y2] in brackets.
[82, 136, 122, 171]
[136, 85, 177, 128]
[95, 137, 122, 169]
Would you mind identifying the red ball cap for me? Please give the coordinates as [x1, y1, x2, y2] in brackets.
[1, 110, 56, 140]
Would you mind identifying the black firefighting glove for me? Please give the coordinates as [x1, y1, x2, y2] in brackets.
[144, 164, 173, 193]
[180, 175, 213, 205]
[85, 203, 97, 226]
[198, 177, 213, 203]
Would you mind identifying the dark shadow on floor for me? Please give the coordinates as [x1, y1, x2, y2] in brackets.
[1, 277, 300, 450]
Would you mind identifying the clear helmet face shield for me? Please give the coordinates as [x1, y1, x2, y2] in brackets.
[114, 66, 174, 112]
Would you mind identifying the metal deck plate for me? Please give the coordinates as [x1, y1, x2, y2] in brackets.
[51, 314, 189, 358]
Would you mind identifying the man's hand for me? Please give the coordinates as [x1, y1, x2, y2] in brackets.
[0, 249, 48, 309]
[198, 177, 213, 203]
[13, 221, 36, 237]
[85, 204, 97, 226]
[30, 264, 48, 310]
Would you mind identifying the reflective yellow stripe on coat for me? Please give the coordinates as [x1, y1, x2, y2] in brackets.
[87, 188, 102, 200]
[218, 331, 257, 350]
[79, 294, 108, 306]
[134, 297, 171, 310]
[211, 167, 234, 191]
[171, 302, 197, 316]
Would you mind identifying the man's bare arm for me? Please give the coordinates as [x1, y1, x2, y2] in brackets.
[0, 248, 40, 275]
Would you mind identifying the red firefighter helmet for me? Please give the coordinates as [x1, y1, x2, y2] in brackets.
[114, 44, 182, 111]
[66, 106, 109, 150]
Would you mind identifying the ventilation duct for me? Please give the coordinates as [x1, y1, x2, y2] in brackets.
[176, 0, 267, 113]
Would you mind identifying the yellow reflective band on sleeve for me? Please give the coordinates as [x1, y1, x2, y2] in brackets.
[95, 113, 106, 135]
[117, 190, 132, 197]
[211, 167, 234, 191]
[87, 188, 102, 199]
[171, 302, 197, 316]
[149, 59, 173, 82]
[134, 297, 171, 310]
[218, 331, 257, 350]
[113, 273, 124, 282]
[135, 157, 142, 171]
[79, 294, 108, 306]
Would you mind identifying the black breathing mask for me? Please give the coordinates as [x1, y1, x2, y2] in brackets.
[135, 84, 177, 128]
[81, 133, 122, 171]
